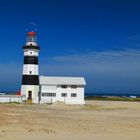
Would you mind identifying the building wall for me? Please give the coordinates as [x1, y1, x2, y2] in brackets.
[40, 85, 85, 104]
[21, 85, 39, 103]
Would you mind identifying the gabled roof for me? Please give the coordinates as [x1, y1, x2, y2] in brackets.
[40, 76, 86, 86]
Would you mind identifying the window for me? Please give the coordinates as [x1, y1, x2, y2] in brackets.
[29, 71, 32, 74]
[30, 52, 32, 54]
[71, 93, 77, 97]
[42, 93, 56, 97]
[61, 93, 67, 97]
[61, 85, 67, 88]
[71, 85, 77, 89]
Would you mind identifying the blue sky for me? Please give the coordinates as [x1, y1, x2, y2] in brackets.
[0, 0, 140, 93]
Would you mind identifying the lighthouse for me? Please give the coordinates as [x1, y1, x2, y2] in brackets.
[21, 31, 40, 103]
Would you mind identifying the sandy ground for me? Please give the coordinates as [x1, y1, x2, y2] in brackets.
[0, 100, 140, 140]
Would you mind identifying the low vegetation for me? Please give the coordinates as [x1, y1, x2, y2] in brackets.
[85, 96, 140, 102]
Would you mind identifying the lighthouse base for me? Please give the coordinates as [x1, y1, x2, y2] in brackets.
[21, 85, 39, 103]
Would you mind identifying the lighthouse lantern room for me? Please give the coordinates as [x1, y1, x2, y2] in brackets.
[21, 31, 40, 103]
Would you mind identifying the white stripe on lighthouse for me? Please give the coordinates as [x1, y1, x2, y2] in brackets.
[23, 64, 39, 75]
[24, 49, 39, 56]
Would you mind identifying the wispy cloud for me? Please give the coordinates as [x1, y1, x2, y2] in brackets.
[41, 49, 140, 71]
[25, 22, 38, 32]
[0, 49, 140, 93]
[51, 49, 140, 62]
[29, 22, 38, 26]
[40, 49, 140, 93]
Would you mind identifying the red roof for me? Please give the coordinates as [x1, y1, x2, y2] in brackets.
[27, 31, 36, 36]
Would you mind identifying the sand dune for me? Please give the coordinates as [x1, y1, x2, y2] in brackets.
[0, 101, 140, 140]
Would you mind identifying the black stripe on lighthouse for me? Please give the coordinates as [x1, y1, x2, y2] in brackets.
[24, 56, 38, 64]
[23, 45, 40, 50]
[22, 75, 39, 85]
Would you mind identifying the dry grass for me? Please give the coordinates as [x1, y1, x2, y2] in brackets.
[84, 104, 128, 110]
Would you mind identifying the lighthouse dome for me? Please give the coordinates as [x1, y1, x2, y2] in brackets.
[27, 31, 36, 36]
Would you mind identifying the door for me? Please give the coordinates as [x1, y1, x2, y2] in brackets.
[28, 91, 32, 100]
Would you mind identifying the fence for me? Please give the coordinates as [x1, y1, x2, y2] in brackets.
[0, 95, 26, 103]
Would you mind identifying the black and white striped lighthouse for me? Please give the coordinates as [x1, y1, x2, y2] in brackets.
[21, 31, 40, 103]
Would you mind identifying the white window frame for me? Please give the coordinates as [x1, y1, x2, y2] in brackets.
[71, 93, 77, 97]
[71, 85, 77, 89]
[61, 93, 67, 97]
[42, 93, 56, 97]
[61, 85, 67, 89]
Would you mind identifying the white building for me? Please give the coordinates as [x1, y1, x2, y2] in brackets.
[39, 76, 86, 104]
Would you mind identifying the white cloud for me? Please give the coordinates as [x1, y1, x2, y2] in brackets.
[41, 49, 140, 72]
[29, 22, 38, 26]
[0, 49, 140, 93]
[40, 49, 140, 93]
